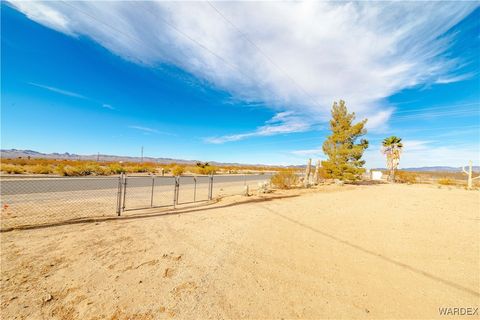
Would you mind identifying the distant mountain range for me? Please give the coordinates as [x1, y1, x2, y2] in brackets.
[0, 149, 276, 167]
[1, 149, 478, 172]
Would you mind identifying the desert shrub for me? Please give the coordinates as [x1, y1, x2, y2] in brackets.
[94, 166, 112, 175]
[172, 165, 185, 176]
[124, 166, 153, 173]
[59, 165, 83, 176]
[395, 171, 418, 184]
[438, 177, 455, 186]
[271, 170, 299, 189]
[196, 166, 217, 175]
[108, 163, 126, 174]
[0, 164, 25, 174]
[28, 165, 54, 174]
[58, 164, 97, 176]
[85, 164, 112, 176]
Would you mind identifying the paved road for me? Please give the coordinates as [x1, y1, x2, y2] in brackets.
[0, 174, 273, 195]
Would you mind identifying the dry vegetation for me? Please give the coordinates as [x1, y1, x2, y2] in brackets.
[270, 169, 299, 189]
[394, 171, 418, 184]
[0, 158, 286, 176]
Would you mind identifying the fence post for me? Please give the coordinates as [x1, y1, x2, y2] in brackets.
[208, 175, 213, 200]
[150, 175, 155, 208]
[193, 176, 197, 203]
[116, 174, 123, 216]
[173, 177, 179, 208]
[122, 174, 127, 212]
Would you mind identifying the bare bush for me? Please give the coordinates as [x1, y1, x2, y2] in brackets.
[438, 177, 455, 186]
[271, 170, 299, 189]
[395, 171, 418, 184]
[172, 165, 185, 177]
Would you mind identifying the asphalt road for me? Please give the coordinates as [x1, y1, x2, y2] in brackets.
[0, 174, 273, 195]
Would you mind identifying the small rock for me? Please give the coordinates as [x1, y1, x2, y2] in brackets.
[42, 293, 53, 303]
[159, 306, 166, 313]
[163, 268, 174, 278]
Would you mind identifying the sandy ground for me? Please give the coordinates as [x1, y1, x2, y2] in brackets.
[1, 183, 479, 319]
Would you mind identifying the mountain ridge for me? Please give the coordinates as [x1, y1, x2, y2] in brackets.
[1, 149, 478, 171]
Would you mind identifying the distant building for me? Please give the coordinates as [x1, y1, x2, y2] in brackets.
[371, 170, 383, 180]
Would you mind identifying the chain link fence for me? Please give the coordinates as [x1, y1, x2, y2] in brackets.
[0, 176, 120, 229]
[0, 174, 273, 230]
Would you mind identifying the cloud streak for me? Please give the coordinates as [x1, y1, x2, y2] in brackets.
[205, 112, 311, 143]
[28, 82, 86, 99]
[12, 1, 478, 138]
[102, 104, 115, 110]
[128, 125, 174, 136]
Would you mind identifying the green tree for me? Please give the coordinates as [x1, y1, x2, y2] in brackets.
[322, 100, 369, 181]
[381, 136, 403, 182]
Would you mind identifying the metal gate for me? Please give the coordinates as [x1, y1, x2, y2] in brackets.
[118, 174, 213, 214]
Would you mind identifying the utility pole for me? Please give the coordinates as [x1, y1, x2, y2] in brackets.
[141, 146, 144, 163]
[97, 152, 100, 162]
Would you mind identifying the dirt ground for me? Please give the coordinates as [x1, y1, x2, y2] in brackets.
[1, 183, 479, 319]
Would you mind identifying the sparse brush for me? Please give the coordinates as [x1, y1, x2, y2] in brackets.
[196, 166, 217, 175]
[395, 171, 418, 184]
[0, 164, 25, 174]
[271, 170, 299, 189]
[438, 177, 455, 186]
[59, 165, 84, 176]
[28, 165, 54, 174]
[108, 163, 126, 174]
[172, 165, 185, 176]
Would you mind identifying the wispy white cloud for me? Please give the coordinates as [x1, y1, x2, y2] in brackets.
[291, 147, 324, 157]
[128, 125, 159, 134]
[205, 111, 311, 144]
[128, 125, 174, 136]
[102, 103, 114, 110]
[401, 139, 432, 151]
[435, 72, 476, 84]
[364, 140, 480, 168]
[12, 1, 478, 136]
[28, 82, 86, 99]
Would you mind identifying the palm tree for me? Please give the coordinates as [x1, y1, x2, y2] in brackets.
[382, 136, 403, 182]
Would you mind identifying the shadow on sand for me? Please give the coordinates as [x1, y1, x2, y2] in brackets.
[1, 194, 300, 233]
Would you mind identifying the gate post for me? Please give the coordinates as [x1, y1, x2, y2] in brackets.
[116, 173, 123, 216]
[208, 175, 213, 200]
[122, 173, 127, 212]
[193, 177, 197, 203]
[150, 175, 155, 208]
[173, 177, 179, 208]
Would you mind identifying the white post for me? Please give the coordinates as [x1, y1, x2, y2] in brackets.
[462, 160, 480, 189]
[304, 158, 312, 187]
[313, 160, 321, 185]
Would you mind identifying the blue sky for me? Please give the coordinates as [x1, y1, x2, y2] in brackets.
[1, 2, 479, 167]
